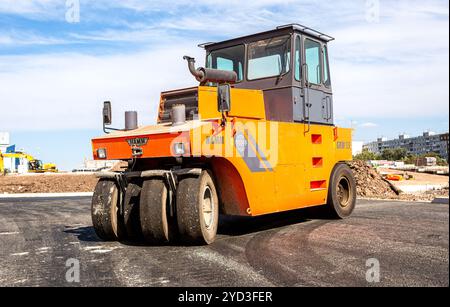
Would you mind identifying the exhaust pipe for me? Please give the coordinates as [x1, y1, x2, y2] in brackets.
[183, 56, 237, 84]
[184, 56, 204, 82]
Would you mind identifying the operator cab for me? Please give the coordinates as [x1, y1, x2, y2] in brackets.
[202, 24, 334, 125]
[29, 159, 43, 171]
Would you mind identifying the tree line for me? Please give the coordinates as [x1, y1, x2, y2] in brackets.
[354, 148, 448, 166]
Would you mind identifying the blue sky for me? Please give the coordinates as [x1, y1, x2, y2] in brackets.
[0, 0, 449, 170]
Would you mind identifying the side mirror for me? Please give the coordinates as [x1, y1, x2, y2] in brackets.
[103, 101, 112, 125]
[217, 84, 231, 112]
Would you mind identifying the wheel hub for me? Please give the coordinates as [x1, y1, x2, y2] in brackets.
[202, 186, 214, 229]
[337, 177, 351, 208]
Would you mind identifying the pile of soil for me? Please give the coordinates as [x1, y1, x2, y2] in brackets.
[347, 160, 398, 199]
[0, 174, 98, 194]
[348, 161, 449, 201]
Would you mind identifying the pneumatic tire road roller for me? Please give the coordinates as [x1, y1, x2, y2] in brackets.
[91, 24, 356, 245]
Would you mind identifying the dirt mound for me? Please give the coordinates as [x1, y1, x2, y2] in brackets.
[0, 174, 98, 194]
[347, 160, 398, 199]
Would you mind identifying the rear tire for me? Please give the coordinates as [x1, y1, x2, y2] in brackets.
[139, 179, 174, 244]
[91, 179, 126, 241]
[326, 163, 356, 219]
[176, 171, 219, 245]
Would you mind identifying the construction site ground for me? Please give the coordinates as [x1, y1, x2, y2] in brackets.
[0, 197, 447, 287]
[0, 163, 448, 202]
[379, 167, 449, 186]
[0, 173, 98, 194]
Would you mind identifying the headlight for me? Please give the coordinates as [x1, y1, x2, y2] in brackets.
[173, 143, 185, 155]
[97, 148, 107, 159]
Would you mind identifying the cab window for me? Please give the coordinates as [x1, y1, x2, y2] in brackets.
[247, 35, 291, 80]
[304, 39, 322, 85]
[323, 45, 331, 87]
[207, 45, 245, 82]
[295, 36, 301, 81]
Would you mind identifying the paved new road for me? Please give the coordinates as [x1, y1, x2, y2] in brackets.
[0, 197, 448, 287]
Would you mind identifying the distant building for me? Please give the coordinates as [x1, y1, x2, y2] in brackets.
[72, 159, 119, 172]
[0, 132, 30, 174]
[364, 131, 449, 160]
[440, 133, 449, 160]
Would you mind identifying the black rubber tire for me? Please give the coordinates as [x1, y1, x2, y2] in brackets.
[326, 163, 357, 219]
[176, 171, 219, 245]
[123, 181, 143, 240]
[91, 179, 126, 241]
[139, 179, 174, 244]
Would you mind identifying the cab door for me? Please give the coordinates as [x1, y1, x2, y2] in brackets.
[293, 36, 333, 125]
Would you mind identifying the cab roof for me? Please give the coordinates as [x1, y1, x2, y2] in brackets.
[199, 24, 335, 50]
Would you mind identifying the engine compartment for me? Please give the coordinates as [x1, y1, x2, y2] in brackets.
[158, 87, 199, 124]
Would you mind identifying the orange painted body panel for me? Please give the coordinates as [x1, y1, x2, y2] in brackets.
[92, 86, 353, 217]
[198, 86, 266, 120]
[92, 132, 190, 160]
[91, 121, 210, 160]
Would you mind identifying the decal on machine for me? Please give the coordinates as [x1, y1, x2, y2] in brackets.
[127, 137, 149, 147]
[234, 131, 273, 173]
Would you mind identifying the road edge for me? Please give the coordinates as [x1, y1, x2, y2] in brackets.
[0, 192, 93, 199]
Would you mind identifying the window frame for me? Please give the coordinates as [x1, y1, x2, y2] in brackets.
[322, 44, 331, 88]
[246, 35, 292, 81]
[303, 37, 323, 86]
[206, 44, 246, 83]
[294, 35, 302, 82]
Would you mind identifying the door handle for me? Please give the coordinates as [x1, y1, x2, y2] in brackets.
[326, 96, 332, 121]
[322, 97, 327, 119]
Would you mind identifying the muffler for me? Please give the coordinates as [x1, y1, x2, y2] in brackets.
[183, 56, 237, 84]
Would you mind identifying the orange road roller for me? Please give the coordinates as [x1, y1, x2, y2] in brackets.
[91, 24, 356, 245]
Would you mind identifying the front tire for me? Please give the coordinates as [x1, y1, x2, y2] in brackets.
[91, 179, 126, 241]
[123, 181, 143, 240]
[326, 163, 357, 219]
[176, 171, 219, 245]
[139, 179, 174, 244]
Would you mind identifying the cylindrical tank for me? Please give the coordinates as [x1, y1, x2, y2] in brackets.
[125, 111, 138, 130]
[171, 104, 186, 126]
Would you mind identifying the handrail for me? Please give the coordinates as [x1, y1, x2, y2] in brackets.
[277, 23, 335, 42]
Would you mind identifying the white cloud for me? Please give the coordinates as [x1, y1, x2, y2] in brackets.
[0, 42, 204, 131]
[0, 0, 448, 131]
[0, 0, 63, 19]
[359, 122, 378, 128]
[330, 0, 449, 120]
[0, 31, 67, 46]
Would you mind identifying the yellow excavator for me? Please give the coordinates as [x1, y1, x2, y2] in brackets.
[0, 151, 4, 175]
[0, 150, 57, 173]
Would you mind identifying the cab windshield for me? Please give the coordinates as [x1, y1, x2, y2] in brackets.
[247, 35, 291, 80]
[206, 45, 245, 82]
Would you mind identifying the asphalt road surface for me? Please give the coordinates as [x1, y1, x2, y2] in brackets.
[0, 197, 448, 287]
